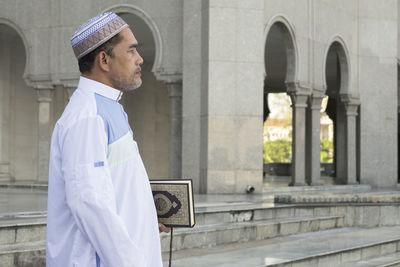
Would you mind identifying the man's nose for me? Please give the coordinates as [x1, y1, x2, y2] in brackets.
[137, 52, 144, 65]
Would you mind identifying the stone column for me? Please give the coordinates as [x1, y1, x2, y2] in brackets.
[0, 90, 11, 181]
[36, 88, 54, 183]
[166, 82, 182, 179]
[287, 85, 309, 186]
[306, 94, 324, 185]
[342, 98, 360, 185]
[0, 36, 11, 182]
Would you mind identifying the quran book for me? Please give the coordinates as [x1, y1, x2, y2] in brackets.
[150, 180, 195, 228]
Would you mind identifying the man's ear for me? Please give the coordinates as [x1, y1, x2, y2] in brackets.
[97, 51, 110, 72]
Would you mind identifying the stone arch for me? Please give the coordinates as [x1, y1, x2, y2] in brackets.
[102, 4, 163, 74]
[263, 15, 299, 185]
[324, 36, 359, 185]
[0, 22, 38, 182]
[323, 36, 351, 95]
[0, 18, 30, 81]
[264, 15, 298, 84]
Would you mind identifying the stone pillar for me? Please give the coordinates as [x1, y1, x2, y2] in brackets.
[36, 88, 54, 183]
[0, 92, 11, 181]
[0, 35, 11, 182]
[306, 94, 324, 185]
[166, 82, 182, 179]
[342, 98, 360, 185]
[287, 84, 309, 186]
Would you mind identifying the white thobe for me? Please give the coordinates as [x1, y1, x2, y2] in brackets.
[46, 77, 162, 267]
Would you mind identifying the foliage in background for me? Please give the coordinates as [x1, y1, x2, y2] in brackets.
[320, 139, 333, 163]
[263, 139, 333, 163]
[263, 140, 292, 163]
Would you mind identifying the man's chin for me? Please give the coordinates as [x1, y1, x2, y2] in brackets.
[121, 80, 142, 92]
[130, 80, 142, 91]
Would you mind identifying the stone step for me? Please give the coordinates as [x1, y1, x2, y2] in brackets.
[195, 204, 329, 226]
[338, 252, 400, 267]
[166, 226, 400, 267]
[263, 184, 372, 195]
[0, 214, 46, 246]
[0, 183, 48, 191]
[0, 240, 45, 267]
[160, 215, 343, 252]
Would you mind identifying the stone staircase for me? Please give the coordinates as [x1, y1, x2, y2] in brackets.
[0, 212, 46, 267]
[1, 184, 400, 267]
[161, 193, 400, 267]
[160, 206, 344, 252]
[168, 226, 400, 267]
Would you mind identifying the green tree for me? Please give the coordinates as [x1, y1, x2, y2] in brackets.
[263, 140, 292, 163]
[320, 139, 333, 163]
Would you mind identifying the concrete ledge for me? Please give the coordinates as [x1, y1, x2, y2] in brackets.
[275, 193, 400, 204]
[339, 251, 400, 267]
[0, 183, 48, 191]
[263, 184, 371, 194]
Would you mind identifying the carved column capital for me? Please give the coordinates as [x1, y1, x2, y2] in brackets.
[343, 103, 359, 116]
[155, 70, 182, 85]
[285, 81, 312, 95]
[341, 94, 360, 116]
[286, 81, 312, 108]
[36, 88, 55, 103]
[288, 93, 308, 108]
[308, 93, 325, 110]
[166, 81, 183, 98]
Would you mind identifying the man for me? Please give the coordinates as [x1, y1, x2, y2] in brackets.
[46, 12, 167, 267]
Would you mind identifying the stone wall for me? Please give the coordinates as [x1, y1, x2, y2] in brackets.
[0, 0, 399, 189]
[121, 64, 170, 179]
[358, 1, 398, 187]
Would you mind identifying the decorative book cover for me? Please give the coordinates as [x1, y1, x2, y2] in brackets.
[150, 180, 195, 228]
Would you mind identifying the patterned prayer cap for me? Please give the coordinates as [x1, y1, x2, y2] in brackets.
[71, 12, 128, 59]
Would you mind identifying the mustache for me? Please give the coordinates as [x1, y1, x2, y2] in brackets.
[134, 67, 141, 74]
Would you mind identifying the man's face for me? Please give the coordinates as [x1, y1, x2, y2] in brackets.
[108, 27, 143, 92]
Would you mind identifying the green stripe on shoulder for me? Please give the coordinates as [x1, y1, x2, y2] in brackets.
[107, 132, 138, 168]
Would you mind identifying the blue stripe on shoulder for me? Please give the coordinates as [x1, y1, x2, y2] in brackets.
[94, 93, 131, 145]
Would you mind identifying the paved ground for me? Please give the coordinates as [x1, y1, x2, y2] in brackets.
[0, 178, 398, 216]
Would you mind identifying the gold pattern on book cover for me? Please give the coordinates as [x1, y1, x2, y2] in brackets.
[151, 184, 190, 226]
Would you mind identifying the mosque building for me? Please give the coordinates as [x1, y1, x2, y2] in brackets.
[0, 0, 398, 193]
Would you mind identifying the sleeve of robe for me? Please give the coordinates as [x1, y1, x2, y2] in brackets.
[59, 115, 147, 267]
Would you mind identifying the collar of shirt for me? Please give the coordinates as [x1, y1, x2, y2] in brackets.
[78, 76, 123, 102]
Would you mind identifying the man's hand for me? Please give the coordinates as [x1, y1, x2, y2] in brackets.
[159, 223, 171, 233]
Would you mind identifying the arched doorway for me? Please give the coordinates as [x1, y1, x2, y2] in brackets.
[0, 24, 37, 182]
[117, 13, 170, 179]
[264, 20, 297, 186]
[324, 41, 354, 184]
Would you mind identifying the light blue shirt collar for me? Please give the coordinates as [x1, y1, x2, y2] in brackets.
[78, 76, 123, 101]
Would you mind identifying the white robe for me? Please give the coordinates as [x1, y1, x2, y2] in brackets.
[46, 77, 162, 267]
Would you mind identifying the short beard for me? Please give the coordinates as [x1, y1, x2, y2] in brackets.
[112, 76, 142, 92]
